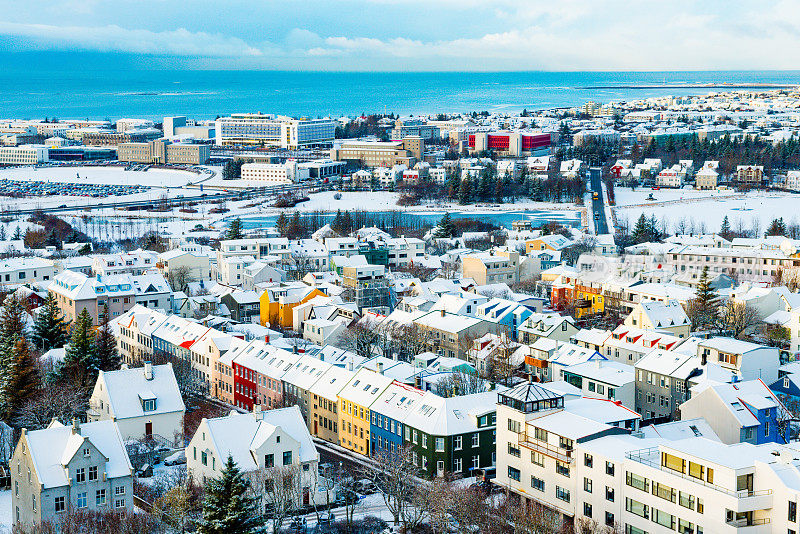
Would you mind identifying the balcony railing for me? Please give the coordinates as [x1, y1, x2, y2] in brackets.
[725, 517, 771, 528]
[519, 432, 573, 463]
[626, 448, 772, 499]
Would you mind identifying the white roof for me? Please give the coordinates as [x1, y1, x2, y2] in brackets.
[564, 360, 635, 387]
[640, 418, 721, 442]
[99, 364, 185, 419]
[404, 390, 498, 436]
[308, 364, 353, 401]
[337, 368, 395, 408]
[25, 420, 132, 489]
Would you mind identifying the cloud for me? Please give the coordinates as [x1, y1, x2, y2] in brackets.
[0, 1, 799, 70]
[0, 21, 268, 57]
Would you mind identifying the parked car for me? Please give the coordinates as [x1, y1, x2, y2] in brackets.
[163, 450, 186, 466]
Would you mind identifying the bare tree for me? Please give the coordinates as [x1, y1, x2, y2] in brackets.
[251, 464, 304, 534]
[574, 516, 623, 534]
[338, 322, 380, 359]
[362, 445, 421, 528]
[435, 369, 488, 397]
[719, 301, 762, 339]
[15, 384, 86, 430]
[394, 323, 437, 361]
[167, 266, 195, 293]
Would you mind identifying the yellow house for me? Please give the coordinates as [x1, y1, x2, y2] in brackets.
[259, 283, 326, 329]
[336, 368, 394, 456]
[525, 234, 572, 254]
[574, 281, 604, 318]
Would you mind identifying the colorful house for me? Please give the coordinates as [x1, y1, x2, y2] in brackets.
[259, 282, 326, 329]
[337, 368, 395, 455]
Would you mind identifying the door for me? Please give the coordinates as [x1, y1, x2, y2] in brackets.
[145, 422, 153, 438]
[314, 421, 318, 435]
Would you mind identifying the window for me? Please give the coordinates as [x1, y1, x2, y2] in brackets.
[626, 497, 649, 519]
[688, 461, 705, 481]
[661, 452, 685, 473]
[555, 486, 570, 503]
[556, 461, 570, 477]
[534, 428, 547, 442]
[678, 519, 694, 534]
[115, 498, 125, 509]
[83, 447, 91, 457]
[584, 453, 593, 468]
[606, 461, 615, 476]
[96, 489, 106, 506]
[55, 496, 65, 513]
[508, 466, 521, 481]
[453, 458, 462, 472]
[435, 437, 445, 452]
[626, 471, 649, 492]
[790, 501, 797, 522]
[652, 482, 676, 503]
[201, 451, 207, 466]
[507, 443, 521, 458]
[679, 491, 695, 510]
[583, 477, 592, 493]
[472, 434, 479, 447]
[76, 467, 86, 483]
[653, 509, 675, 529]
[283, 451, 292, 465]
[454, 436, 462, 451]
[88, 466, 98, 481]
[32, 495, 36, 512]
[115, 486, 126, 496]
[77, 492, 88, 509]
[531, 476, 545, 492]
[264, 454, 274, 468]
[531, 451, 545, 467]
[583, 502, 592, 518]
[606, 487, 615, 502]
[605, 512, 614, 527]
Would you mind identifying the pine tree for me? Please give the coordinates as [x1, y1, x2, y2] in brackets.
[766, 217, 787, 237]
[95, 304, 119, 372]
[12, 226, 21, 241]
[30, 293, 69, 352]
[56, 308, 98, 390]
[226, 218, 244, 240]
[0, 295, 30, 420]
[691, 266, 720, 330]
[198, 455, 265, 534]
[434, 213, 456, 238]
[3, 338, 39, 422]
[340, 211, 353, 234]
[458, 178, 472, 205]
[632, 214, 650, 243]
[720, 215, 732, 240]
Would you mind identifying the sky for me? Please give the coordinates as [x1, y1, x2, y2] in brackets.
[0, 0, 798, 71]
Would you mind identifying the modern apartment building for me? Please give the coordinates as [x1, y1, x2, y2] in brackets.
[215, 114, 336, 149]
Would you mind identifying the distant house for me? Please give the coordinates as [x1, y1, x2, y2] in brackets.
[87, 362, 185, 445]
[12, 420, 134, 528]
[624, 299, 691, 338]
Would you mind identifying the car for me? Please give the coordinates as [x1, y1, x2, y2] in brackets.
[163, 450, 186, 466]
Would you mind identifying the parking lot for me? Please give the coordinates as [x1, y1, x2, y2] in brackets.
[0, 178, 149, 198]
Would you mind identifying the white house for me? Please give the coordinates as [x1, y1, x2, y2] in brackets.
[87, 362, 185, 446]
[187, 405, 319, 508]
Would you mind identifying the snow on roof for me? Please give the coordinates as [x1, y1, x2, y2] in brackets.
[404, 390, 498, 436]
[371, 382, 426, 422]
[564, 360, 635, 387]
[529, 410, 613, 440]
[99, 364, 185, 419]
[308, 364, 353, 400]
[637, 299, 689, 328]
[204, 406, 317, 471]
[640, 418, 721, 442]
[338, 368, 395, 408]
[565, 396, 641, 424]
[281, 354, 333, 392]
[699, 337, 767, 354]
[25, 420, 132, 489]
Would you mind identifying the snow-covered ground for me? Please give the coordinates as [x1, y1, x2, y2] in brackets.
[0, 165, 203, 188]
[614, 190, 800, 234]
[614, 186, 738, 206]
[0, 489, 9, 533]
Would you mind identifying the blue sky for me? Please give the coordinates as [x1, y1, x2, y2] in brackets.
[0, 0, 797, 71]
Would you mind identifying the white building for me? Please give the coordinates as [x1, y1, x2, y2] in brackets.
[215, 114, 336, 149]
[0, 145, 48, 165]
[240, 161, 310, 184]
[87, 362, 185, 445]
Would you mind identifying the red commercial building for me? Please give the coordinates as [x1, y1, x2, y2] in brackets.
[468, 131, 551, 156]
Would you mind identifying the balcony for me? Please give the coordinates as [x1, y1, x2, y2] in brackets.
[518, 432, 573, 463]
[725, 518, 770, 529]
[626, 448, 773, 509]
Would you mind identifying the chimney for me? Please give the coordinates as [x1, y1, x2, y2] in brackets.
[440, 309, 445, 317]
[253, 404, 262, 419]
[264, 334, 270, 343]
[348, 358, 354, 372]
[377, 362, 384, 374]
[144, 361, 153, 380]
[71, 419, 81, 435]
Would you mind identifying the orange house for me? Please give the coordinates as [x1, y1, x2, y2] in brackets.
[259, 283, 326, 330]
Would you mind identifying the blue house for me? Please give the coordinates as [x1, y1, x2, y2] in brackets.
[680, 379, 789, 445]
[370, 382, 426, 457]
[769, 361, 800, 400]
[475, 298, 535, 340]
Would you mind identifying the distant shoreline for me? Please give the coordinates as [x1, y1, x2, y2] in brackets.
[581, 83, 797, 90]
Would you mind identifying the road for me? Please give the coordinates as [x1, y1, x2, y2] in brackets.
[0, 180, 325, 217]
[589, 167, 610, 234]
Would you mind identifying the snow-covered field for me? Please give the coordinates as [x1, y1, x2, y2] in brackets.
[0, 165, 203, 188]
[614, 186, 738, 206]
[614, 190, 800, 234]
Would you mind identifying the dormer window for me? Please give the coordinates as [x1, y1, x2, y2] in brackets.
[83, 448, 90, 457]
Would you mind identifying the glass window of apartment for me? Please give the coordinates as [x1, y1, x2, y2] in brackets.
[55, 496, 65, 513]
[422, 435, 428, 449]
[96, 489, 106, 506]
[606, 461, 615, 476]
[435, 438, 445, 452]
[625, 526, 647, 534]
[661, 452, 685, 473]
[531, 476, 545, 492]
[606, 487, 615, 502]
[555, 486, 570, 502]
[454, 436, 462, 451]
[791, 501, 798, 522]
[472, 434, 479, 447]
[678, 519, 694, 533]
[584, 453, 593, 468]
[652, 481, 676, 502]
[556, 461, 570, 477]
[625, 497, 649, 519]
[688, 461, 705, 481]
[77, 492, 87, 509]
[508, 466, 521, 482]
[653, 509, 675, 529]
[507, 443, 521, 458]
[534, 428, 548, 442]
[76, 467, 85, 483]
[531, 451, 545, 467]
[626, 471, 649, 492]
[604, 511, 614, 527]
[583, 502, 592, 518]
[88, 466, 98, 481]
[583, 477, 592, 493]
[282, 451, 292, 465]
[679, 491, 695, 510]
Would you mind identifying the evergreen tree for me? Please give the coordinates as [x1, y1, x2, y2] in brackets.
[12, 226, 21, 241]
[720, 215, 732, 240]
[632, 214, 650, 243]
[0, 295, 30, 419]
[30, 293, 69, 352]
[691, 266, 720, 330]
[434, 213, 456, 238]
[3, 338, 39, 422]
[458, 178, 472, 205]
[478, 172, 492, 201]
[95, 304, 119, 372]
[198, 455, 265, 534]
[275, 212, 289, 238]
[226, 218, 244, 240]
[56, 308, 98, 390]
[766, 217, 787, 237]
[340, 211, 353, 234]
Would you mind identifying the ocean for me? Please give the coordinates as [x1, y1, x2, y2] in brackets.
[2, 59, 799, 120]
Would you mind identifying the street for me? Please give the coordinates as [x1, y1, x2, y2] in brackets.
[589, 167, 610, 234]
